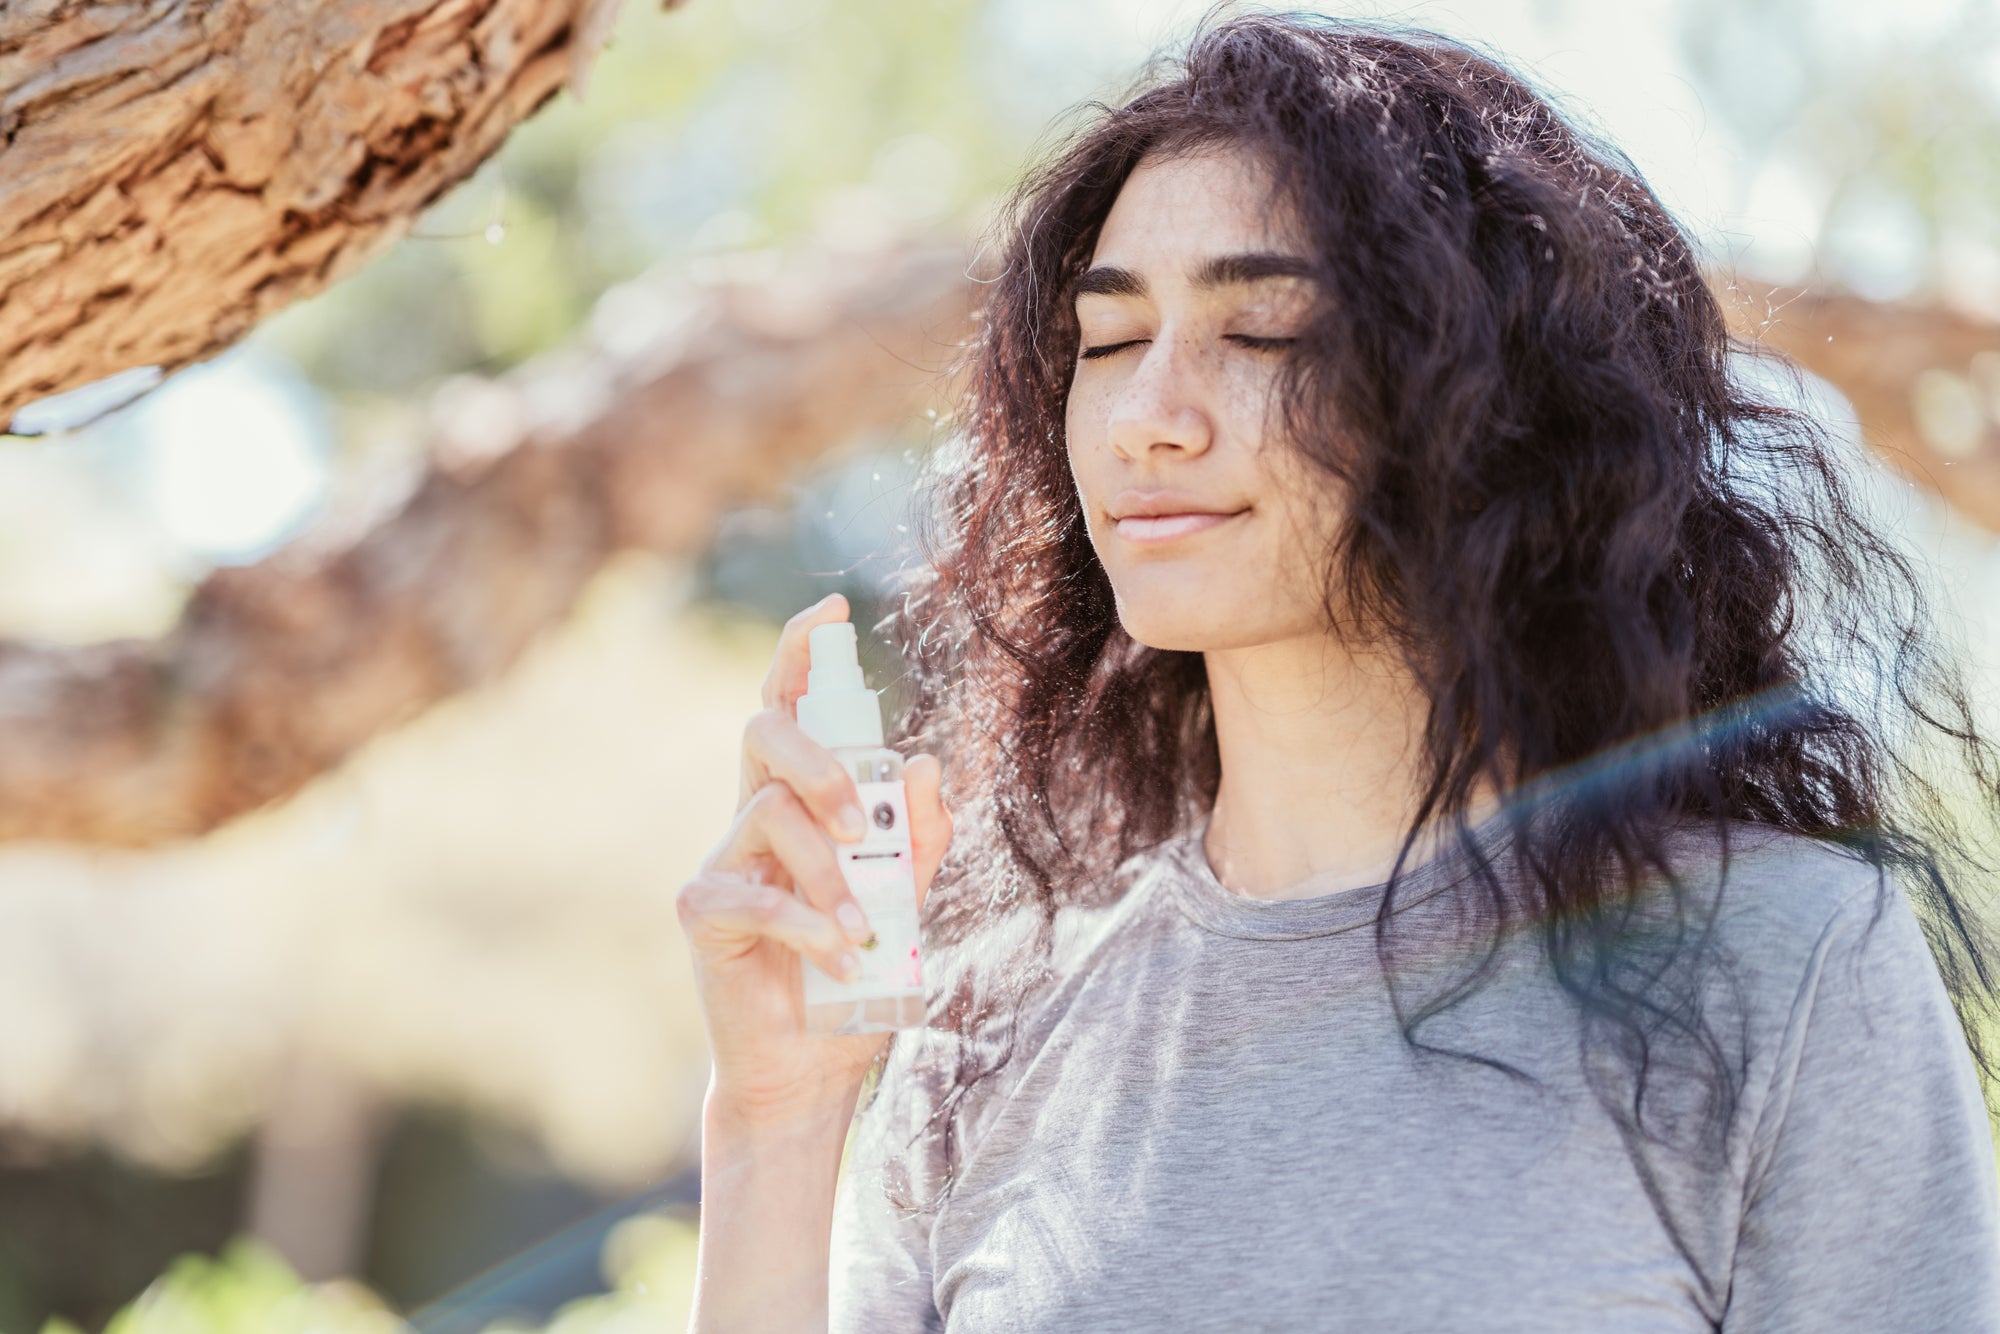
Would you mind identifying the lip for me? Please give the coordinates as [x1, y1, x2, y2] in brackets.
[1107, 490, 1250, 545]
[1109, 492, 1249, 543]
[1108, 488, 1247, 520]
[1114, 511, 1244, 543]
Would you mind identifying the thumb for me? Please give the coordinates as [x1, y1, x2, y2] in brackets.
[903, 752, 952, 914]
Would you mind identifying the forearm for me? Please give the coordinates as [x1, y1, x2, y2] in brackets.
[689, 1080, 862, 1334]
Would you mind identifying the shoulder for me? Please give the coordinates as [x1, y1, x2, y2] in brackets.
[1653, 820, 1969, 1091]
[1700, 837, 2000, 1330]
[1612, 819, 1961, 1083]
[1657, 819, 1906, 973]
[1051, 835, 1185, 973]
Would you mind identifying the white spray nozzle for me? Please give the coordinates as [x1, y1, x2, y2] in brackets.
[798, 620, 885, 749]
[806, 622, 865, 691]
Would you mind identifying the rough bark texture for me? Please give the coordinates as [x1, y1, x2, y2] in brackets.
[0, 0, 652, 427]
[1720, 281, 2000, 533]
[0, 238, 976, 847]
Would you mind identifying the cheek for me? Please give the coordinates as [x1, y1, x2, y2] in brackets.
[1223, 364, 1289, 451]
[1063, 377, 1101, 446]
[1064, 385, 1107, 502]
[1260, 472, 1343, 609]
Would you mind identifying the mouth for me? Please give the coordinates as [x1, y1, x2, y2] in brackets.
[1112, 510, 1248, 544]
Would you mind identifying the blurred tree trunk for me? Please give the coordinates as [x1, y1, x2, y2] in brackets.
[1720, 283, 2000, 534]
[245, 1051, 388, 1283]
[0, 0, 646, 426]
[0, 238, 977, 847]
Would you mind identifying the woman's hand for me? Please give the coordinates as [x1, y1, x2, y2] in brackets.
[677, 592, 952, 1129]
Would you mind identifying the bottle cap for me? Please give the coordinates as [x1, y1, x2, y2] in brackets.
[797, 620, 885, 749]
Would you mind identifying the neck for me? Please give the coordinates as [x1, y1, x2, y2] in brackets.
[1201, 631, 1486, 900]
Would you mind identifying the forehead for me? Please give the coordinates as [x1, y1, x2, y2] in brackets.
[1087, 145, 1304, 274]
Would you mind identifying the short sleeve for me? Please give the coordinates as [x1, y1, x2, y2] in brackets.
[1723, 871, 2000, 1332]
[828, 1029, 948, 1332]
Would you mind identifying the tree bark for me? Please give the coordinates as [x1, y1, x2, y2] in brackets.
[0, 238, 977, 847]
[0, 0, 651, 428]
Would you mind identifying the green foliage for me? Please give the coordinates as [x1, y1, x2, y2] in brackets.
[504, 1209, 701, 1334]
[57, 1212, 702, 1334]
[39, 1238, 400, 1334]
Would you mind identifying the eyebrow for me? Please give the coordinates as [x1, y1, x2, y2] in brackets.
[1069, 251, 1317, 304]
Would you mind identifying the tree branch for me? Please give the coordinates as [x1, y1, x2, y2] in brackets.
[0, 238, 976, 846]
[1720, 279, 2000, 533]
[0, 0, 666, 426]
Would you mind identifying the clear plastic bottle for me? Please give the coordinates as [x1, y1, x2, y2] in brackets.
[795, 620, 927, 1036]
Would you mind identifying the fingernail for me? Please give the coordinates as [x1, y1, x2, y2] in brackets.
[837, 902, 871, 942]
[839, 805, 867, 839]
[840, 952, 862, 980]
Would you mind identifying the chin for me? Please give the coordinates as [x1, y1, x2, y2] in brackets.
[1111, 587, 1260, 653]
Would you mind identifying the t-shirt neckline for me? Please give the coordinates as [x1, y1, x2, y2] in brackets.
[1156, 807, 1518, 941]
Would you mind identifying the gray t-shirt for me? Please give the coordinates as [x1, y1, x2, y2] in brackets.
[828, 818, 2000, 1332]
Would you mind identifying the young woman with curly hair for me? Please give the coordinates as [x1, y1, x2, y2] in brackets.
[680, 10, 2000, 1331]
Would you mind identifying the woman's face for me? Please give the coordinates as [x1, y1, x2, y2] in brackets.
[1065, 144, 1336, 654]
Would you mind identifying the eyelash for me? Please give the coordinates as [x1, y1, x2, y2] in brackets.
[1078, 335, 1295, 360]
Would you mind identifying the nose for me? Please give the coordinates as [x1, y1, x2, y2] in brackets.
[1104, 331, 1214, 462]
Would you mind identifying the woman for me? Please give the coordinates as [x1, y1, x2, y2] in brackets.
[681, 11, 2000, 1332]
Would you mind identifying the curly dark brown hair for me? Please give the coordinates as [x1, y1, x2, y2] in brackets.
[873, 3, 2000, 1250]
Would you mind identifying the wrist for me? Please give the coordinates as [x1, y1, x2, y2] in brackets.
[703, 1075, 862, 1141]
[691, 1078, 852, 1334]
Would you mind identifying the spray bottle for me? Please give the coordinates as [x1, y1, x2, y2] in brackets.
[794, 620, 927, 1036]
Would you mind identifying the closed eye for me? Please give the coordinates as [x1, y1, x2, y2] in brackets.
[1077, 335, 1296, 360]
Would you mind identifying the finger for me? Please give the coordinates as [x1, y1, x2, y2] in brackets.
[902, 752, 952, 914]
[677, 872, 859, 982]
[741, 706, 866, 842]
[712, 781, 876, 945]
[761, 592, 851, 714]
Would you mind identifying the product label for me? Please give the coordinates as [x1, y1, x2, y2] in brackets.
[802, 779, 924, 1002]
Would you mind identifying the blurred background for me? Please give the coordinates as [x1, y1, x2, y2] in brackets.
[0, 0, 1996, 1329]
